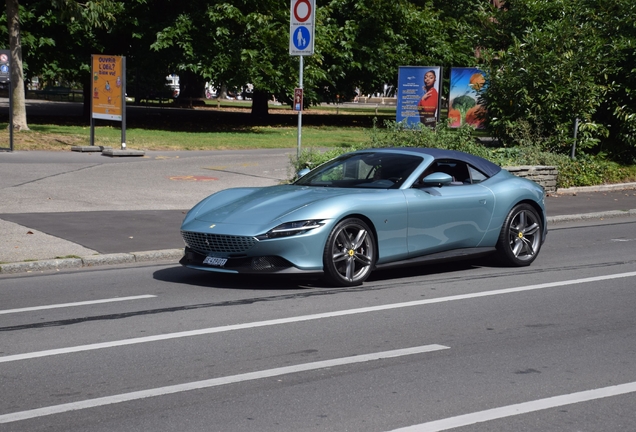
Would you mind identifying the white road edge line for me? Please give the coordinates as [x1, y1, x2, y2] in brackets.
[0, 344, 449, 424]
[2, 271, 635, 364]
[0, 295, 157, 315]
[388, 381, 636, 432]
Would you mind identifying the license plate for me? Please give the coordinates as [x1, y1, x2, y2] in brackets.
[203, 256, 228, 266]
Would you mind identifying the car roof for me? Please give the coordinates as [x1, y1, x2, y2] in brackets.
[360, 147, 502, 178]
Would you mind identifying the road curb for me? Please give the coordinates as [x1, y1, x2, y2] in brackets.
[555, 182, 636, 195]
[547, 209, 636, 224]
[0, 248, 184, 275]
[2, 208, 636, 275]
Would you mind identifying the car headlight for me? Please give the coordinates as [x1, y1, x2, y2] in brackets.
[256, 220, 325, 240]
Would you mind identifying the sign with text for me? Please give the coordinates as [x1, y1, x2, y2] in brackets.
[91, 55, 124, 121]
[289, 0, 315, 55]
[396, 66, 442, 128]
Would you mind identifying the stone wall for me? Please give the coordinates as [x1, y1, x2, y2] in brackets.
[504, 166, 558, 193]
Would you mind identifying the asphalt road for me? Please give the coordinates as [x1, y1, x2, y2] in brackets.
[1, 219, 636, 431]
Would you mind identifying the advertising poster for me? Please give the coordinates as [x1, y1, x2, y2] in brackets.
[396, 66, 442, 128]
[448, 67, 487, 129]
[91, 55, 124, 121]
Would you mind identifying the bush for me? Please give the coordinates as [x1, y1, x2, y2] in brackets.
[289, 118, 636, 188]
[556, 155, 633, 188]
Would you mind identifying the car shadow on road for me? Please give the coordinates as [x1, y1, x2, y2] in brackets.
[153, 259, 491, 291]
[152, 266, 324, 290]
[367, 260, 482, 284]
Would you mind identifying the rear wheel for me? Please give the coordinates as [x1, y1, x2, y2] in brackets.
[323, 218, 376, 286]
[496, 203, 543, 266]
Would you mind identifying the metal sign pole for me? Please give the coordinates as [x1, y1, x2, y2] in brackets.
[0, 49, 12, 151]
[290, 0, 314, 160]
[121, 56, 126, 150]
[297, 56, 303, 158]
[90, 54, 95, 147]
[9, 78, 13, 151]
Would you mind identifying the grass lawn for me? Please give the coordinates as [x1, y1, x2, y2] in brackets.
[0, 101, 395, 151]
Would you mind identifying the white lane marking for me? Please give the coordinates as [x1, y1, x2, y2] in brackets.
[388, 381, 636, 431]
[2, 271, 636, 364]
[0, 344, 449, 424]
[0, 295, 157, 315]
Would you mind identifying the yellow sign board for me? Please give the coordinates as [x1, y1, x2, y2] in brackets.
[91, 55, 124, 121]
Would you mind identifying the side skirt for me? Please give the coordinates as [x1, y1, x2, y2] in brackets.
[374, 247, 496, 271]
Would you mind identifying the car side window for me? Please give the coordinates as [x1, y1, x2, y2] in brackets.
[467, 165, 488, 184]
[420, 159, 470, 186]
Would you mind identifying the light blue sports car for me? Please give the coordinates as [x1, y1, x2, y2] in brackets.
[180, 148, 547, 286]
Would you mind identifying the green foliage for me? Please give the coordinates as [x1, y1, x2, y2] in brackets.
[290, 118, 635, 188]
[367, 119, 488, 156]
[317, 0, 478, 102]
[49, 0, 126, 30]
[478, 0, 636, 161]
[556, 155, 633, 188]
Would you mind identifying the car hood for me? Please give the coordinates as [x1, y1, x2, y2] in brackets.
[192, 185, 362, 225]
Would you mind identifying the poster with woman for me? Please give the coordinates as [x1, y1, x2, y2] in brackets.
[396, 66, 442, 128]
[448, 68, 487, 129]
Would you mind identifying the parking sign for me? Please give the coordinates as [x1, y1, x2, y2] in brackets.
[289, 0, 315, 56]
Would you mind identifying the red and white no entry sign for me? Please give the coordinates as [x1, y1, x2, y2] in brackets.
[293, 0, 312, 22]
[289, 0, 315, 56]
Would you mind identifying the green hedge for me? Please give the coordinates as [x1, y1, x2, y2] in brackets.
[290, 119, 636, 189]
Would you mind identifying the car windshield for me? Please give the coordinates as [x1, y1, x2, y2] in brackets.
[294, 152, 424, 189]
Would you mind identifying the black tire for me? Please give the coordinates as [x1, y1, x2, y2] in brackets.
[323, 218, 376, 286]
[496, 203, 543, 266]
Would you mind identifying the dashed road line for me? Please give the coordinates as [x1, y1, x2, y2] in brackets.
[0, 345, 449, 424]
[0, 295, 156, 315]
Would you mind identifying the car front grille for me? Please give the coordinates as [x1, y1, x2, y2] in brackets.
[181, 231, 258, 254]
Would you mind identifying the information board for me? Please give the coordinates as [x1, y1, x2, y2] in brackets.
[91, 55, 124, 121]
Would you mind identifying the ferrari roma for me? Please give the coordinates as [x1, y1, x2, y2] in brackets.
[180, 148, 547, 286]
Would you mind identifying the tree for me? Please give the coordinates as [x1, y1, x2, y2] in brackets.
[6, 0, 28, 130]
[150, 0, 478, 117]
[477, 0, 636, 161]
[151, 0, 297, 117]
[2, 1, 144, 123]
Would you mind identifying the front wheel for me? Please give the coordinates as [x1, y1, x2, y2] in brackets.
[496, 203, 543, 266]
[323, 218, 376, 286]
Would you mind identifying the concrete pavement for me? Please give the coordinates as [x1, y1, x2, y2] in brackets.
[1, 149, 635, 274]
[0, 149, 292, 273]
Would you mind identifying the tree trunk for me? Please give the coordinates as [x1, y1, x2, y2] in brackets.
[250, 90, 270, 119]
[175, 70, 206, 106]
[6, 0, 28, 131]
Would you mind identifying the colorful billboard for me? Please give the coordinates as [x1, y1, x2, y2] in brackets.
[91, 55, 124, 121]
[396, 66, 442, 128]
[448, 67, 487, 129]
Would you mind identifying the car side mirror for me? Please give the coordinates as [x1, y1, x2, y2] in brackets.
[297, 168, 311, 178]
[421, 172, 453, 187]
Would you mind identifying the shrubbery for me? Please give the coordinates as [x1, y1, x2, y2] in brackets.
[290, 119, 636, 189]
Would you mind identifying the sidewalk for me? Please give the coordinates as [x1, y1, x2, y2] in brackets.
[1, 149, 635, 275]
